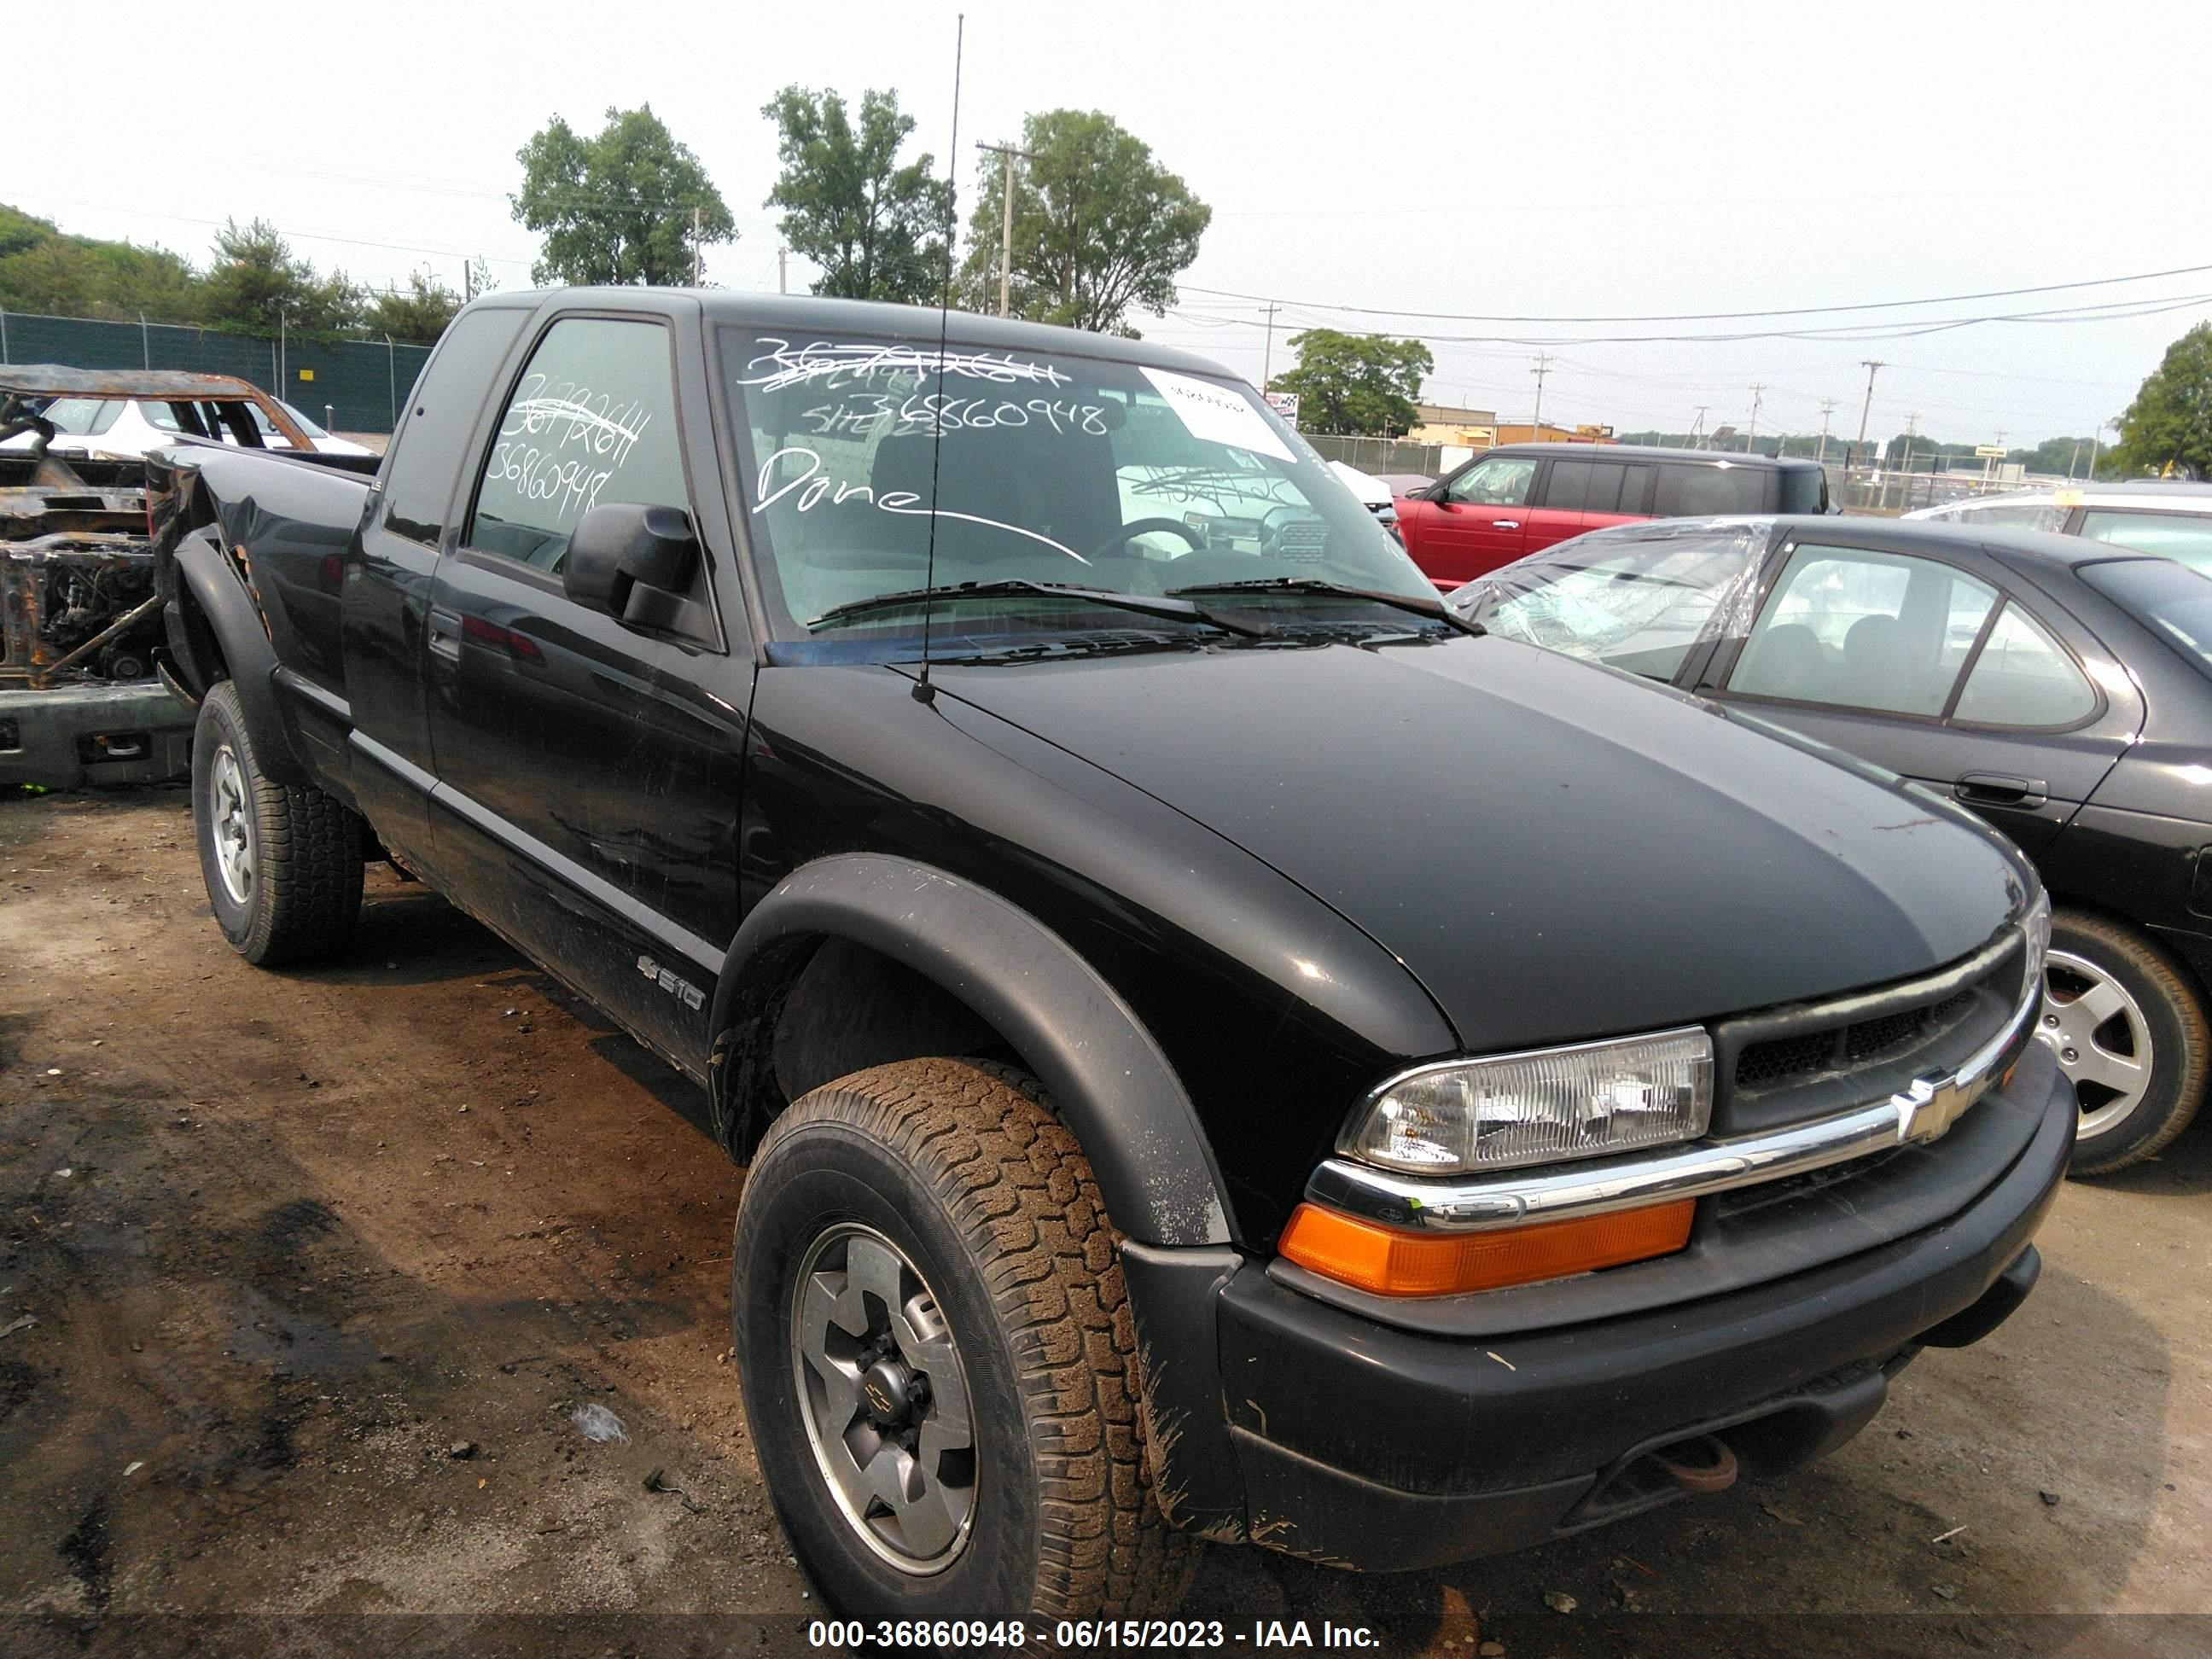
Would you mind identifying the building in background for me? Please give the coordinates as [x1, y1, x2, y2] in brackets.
[1407, 403, 1498, 446]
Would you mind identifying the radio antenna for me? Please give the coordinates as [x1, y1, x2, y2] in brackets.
[913, 12, 964, 707]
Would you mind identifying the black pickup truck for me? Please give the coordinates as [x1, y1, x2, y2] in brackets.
[149, 287, 2070, 1622]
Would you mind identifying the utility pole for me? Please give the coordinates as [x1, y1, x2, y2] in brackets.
[2088, 418, 2111, 480]
[1260, 302, 1280, 391]
[1852, 360, 1885, 470]
[1816, 398, 1837, 465]
[692, 207, 702, 287]
[778, 246, 788, 295]
[1690, 405, 1709, 449]
[1529, 352, 1553, 436]
[1899, 412, 1918, 474]
[976, 141, 1037, 318]
[1747, 384, 1766, 452]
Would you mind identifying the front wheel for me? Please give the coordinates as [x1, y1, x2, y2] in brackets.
[731, 1059, 1191, 1621]
[191, 679, 365, 966]
[2042, 910, 2209, 1173]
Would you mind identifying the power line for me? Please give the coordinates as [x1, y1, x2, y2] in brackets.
[1179, 259, 2212, 326]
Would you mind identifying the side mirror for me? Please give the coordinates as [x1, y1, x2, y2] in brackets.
[563, 503, 701, 617]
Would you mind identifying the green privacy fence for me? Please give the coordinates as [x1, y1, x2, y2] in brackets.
[0, 309, 433, 434]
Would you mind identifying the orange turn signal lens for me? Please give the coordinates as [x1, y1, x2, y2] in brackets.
[1278, 1198, 1695, 1298]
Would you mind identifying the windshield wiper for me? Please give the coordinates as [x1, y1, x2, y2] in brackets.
[1165, 577, 1486, 636]
[808, 579, 1275, 637]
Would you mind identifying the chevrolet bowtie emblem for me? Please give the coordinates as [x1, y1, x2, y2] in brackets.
[1892, 1068, 1987, 1145]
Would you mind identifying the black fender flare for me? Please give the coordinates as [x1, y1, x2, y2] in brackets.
[167, 527, 313, 785]
[709, 853, 1232, 1248]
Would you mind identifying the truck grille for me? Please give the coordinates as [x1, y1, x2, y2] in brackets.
[1714, 932, 2025, 1136]
[1738, 987, 1979, 1090]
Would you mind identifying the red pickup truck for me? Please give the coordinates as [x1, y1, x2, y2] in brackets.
[1396, 443, 1832, 590]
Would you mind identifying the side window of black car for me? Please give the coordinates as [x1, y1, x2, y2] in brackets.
[1654, 463, 1763, 517]
[1952, 603, 2098, 727]
[465, 317, 688, 573]
[1729, 544, 1997, 717]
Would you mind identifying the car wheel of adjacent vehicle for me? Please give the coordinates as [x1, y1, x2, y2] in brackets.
[731, 1057, 1192, 1622]
[2041, 911, 2209, 1174]
[191, 678, 365, 967]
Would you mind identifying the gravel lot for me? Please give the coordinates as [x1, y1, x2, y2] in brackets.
[3, 790, 2209, 1654]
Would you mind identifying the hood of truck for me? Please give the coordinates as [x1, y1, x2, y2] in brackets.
[933, 633, 2030, 1053]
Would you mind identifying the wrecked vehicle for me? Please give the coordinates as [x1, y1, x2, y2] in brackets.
[1, 366, 366, 789]
[150, 288, 2069, 1622]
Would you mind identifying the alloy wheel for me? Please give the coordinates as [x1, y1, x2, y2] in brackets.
[2038, 948, 2152, 1138]
[789, 1222, 977, 1574]
[209, 745, 256, 907]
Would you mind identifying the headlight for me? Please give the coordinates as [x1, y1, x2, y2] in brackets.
[1342, 1027, 1714, 1177]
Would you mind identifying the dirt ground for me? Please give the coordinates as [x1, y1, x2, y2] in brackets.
[3, 791, 2209, 1656]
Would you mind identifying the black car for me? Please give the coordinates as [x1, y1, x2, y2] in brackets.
[149, 291, 2066, 1622]
[1454, 514, 2212, 1172]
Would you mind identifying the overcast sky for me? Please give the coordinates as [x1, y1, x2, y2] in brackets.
[9, 0, 2203, 447]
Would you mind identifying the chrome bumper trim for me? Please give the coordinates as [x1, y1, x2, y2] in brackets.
[1309, 919, 2046, 1235]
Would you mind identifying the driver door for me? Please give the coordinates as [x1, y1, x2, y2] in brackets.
[424, 306, 751, 1073]
[1402, 454, 1538, 589]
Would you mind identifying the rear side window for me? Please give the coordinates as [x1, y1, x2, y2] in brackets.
[1543, 459, 1632, 514]
[1952, 603, 2098, 726]
[1654, 463, 1764, 516]
[1775, 467, 1829, 515]
[2078, 509, 2212, 573]
[465, 316, 689, 571]
[380, 306, 527, 547]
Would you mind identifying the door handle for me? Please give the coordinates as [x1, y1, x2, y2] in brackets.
[427, 606, 463, 664]
[1955, 771, 2047, 809]
[1492, 519, 1522, 530]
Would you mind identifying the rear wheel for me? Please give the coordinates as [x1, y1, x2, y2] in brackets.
[2042, 910, 2209, 1173]
[731, 1058, 1191, 1621]
[191, 679, 365, 966]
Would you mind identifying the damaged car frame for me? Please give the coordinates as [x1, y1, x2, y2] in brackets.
[1, 365, 359, 788]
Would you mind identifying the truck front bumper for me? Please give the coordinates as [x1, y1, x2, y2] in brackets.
[1122, 1044, 2071, 1572]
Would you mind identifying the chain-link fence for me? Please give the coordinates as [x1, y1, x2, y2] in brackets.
[1823, 464, 2047, 516]
[0, 309, 433, 434]
[1301, 434, 1451, 478]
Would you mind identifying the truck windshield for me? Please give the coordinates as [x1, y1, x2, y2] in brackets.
[720, 329, 1435, 642]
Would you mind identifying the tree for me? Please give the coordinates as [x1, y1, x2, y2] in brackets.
[512, 106, 734, 288]
[1267, 329, 1432, 436]
[763, 86, 951, 305]
[365, 269, 462, 344]
[2112, 323, 2212, 480]
[959, 110, 1208, 335]
[0, 204, 204, 323]
[201, 218, 361, 336]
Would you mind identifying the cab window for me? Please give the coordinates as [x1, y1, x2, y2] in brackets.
[466, 316, 688, 572]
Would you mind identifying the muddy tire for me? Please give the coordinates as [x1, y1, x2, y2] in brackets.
[2046, 910, 2209, 1174]
[191, 678, 364, 967]
[731, 1058, 1193, 1622]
